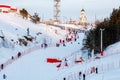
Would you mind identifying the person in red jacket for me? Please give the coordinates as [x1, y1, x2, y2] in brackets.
[18, 52, 21, 58]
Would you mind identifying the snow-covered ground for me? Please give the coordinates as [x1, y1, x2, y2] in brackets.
[0, 34, 120, 80]
[0, 35, 83, 80]
[0, 13, 120, 80]
[0, 13, 74, 63]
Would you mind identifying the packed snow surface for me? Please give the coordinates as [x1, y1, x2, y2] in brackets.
[0, 13, 120, 80]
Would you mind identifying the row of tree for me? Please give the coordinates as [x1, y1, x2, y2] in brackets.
[20, 8, 40, 23]
[83, 7, 120, 54]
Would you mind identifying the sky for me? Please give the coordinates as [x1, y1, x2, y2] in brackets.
[0, 0, 120, 23]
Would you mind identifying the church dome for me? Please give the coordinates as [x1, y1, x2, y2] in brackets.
[81, 9, 85, 12]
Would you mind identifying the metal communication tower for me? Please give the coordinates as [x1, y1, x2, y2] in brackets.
[54, 0, 60, 22]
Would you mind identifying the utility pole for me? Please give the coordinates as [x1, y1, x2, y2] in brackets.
[100, 28, 104, 56]
[92, 30, 95, 58]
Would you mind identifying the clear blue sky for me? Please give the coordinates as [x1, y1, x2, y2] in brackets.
[0, 0, 120, 23]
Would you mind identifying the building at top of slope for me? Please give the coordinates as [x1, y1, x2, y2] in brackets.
[0, 4, 18, 13]
[78, 9, 88, 26]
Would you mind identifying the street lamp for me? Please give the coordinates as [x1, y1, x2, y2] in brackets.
[100, 28, 104, 56]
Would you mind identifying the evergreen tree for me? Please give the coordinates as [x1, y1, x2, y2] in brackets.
[20, 8, 29, 19]
[83, 7, 120, 54]
[31, 13, 40, 23]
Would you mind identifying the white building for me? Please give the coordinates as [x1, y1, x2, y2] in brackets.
[0, 5, 17, 13]
[78, 9, 88, 26]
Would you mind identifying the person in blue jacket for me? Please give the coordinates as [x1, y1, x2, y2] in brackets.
[3, 74, 7, 79]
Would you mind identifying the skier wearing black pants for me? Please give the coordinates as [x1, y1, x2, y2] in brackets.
[96, 67, 98, 74]
[79, 72, 82, 80]
[83, 74, 85, 80]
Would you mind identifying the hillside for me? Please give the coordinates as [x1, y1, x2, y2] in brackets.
[0, 13, 74, 63]
[0, 12, 120, 80]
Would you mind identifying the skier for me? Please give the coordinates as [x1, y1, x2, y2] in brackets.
[18, 52, 21, 58]
[44, 43, 48, 48]
[11, 56, 14, 60]
[64, 58, 68, 66]
[60, 39, 62, 43]
[63, 40, 66, 46]
[63, 77, 66, 80]
[88, 49, 91, 59]
[74, 38, 77, 41]
[83, 74, 85, 80]
[96, 67, 98, 74]
[41, 44, 43, 48]
[1, 64, 4, 69]
[65, 58, 67, 61]
[3, 74, 7, 79]
[79, 72, 82, 80]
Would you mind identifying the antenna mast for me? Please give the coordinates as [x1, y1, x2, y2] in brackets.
[54, 0, 60, 22]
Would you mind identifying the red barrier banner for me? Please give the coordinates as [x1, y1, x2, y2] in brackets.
[47, 58, 62, 63]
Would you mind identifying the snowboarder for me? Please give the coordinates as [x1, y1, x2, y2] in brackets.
[3, 74, 7, 79]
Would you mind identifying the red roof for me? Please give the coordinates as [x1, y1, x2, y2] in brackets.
[0, 4, 17, 12]
[10, 8, 17, 11]
[0, 5, 10, 8]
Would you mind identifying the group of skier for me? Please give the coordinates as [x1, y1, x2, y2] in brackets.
[0, 52, 22, 79]
[62, 67, 98, 80]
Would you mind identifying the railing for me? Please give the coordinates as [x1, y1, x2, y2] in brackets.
[0, 37, 77, 72]
[0, 44, 40, 71]
[1, 37, 119, 80]
[58, 52, 120, 80]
